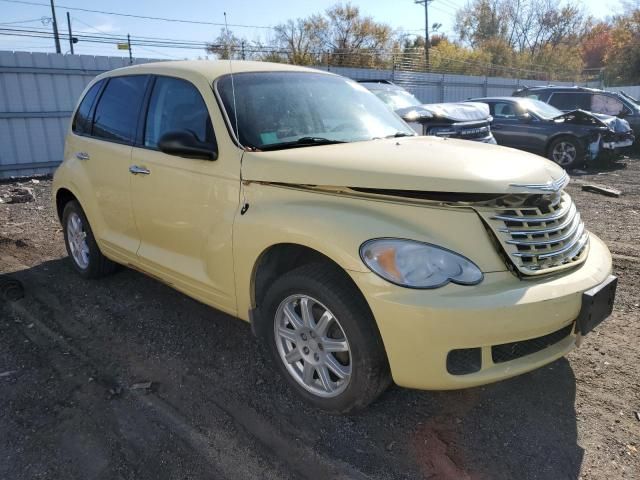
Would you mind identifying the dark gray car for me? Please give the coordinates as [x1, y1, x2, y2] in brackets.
[470, 97, 634, 168]
[513, 86, 640, 136]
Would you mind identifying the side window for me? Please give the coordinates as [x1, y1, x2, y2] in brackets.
[92, 76, 148, 143]
[144, 76, 215, 149]
[548, 92, 590, 111]
[493, 102, 517, 119]
[72, 80, 102, 135]
[591, 94, 624, 116]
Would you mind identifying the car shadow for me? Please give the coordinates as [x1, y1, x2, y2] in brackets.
[4, 257, 583, 480]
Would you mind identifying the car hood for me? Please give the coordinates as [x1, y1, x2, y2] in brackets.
[555, 109, 632, 133]
[396, 102, 491, 123]
[242, 136, 566, 194]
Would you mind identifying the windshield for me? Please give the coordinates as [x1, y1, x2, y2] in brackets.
[521, 98, 564, 120]
[367, 87, 422, 110]
[216, 72, 414, 150]
[619, 91, 640, 108]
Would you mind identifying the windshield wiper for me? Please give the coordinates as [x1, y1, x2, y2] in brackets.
[259, 137, 346, 151]
[384, 132, 415, 138]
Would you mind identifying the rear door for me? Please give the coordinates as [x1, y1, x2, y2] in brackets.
[129, 75, 240, 312]
[70, 75, 149, 258]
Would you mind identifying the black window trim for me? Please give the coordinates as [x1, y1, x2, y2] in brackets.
[136, 73, 218, 156]
[86, 74, 152, 147]
[71, 78, 106, 138]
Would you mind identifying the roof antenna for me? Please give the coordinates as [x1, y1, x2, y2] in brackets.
[224, 12, 241, 147]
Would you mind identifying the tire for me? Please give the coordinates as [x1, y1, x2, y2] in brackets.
[548, 136, 584, 169]
[62, 200, 118, 279]
[260, 262, 391, 413]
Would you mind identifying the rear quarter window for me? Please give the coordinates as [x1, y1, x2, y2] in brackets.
[72, 80, 103, 135]
[92, 75, 149, 144]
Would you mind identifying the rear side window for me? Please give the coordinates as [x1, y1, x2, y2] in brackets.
[92, 76, 148, 143]
[144, 76, 215, 149]
[548, 92, 590, 111]
[72, 80, 102, 135]
[591, 94, 624, 116]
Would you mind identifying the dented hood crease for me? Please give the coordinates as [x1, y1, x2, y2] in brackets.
[242, 136, 566, 195]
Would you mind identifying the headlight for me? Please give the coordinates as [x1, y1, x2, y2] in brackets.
[359, 238, 483, 289]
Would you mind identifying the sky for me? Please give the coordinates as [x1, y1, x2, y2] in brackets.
[0, 0, 627, 60]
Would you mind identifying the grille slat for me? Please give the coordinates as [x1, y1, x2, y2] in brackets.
[477, 191, 589, 275]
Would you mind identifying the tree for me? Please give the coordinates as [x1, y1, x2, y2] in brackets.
[455, 0, 588, 54]
[205, 29, 246, 60]
[603, 9, 640, 85]
[271, 3, 396, 68]
[581, 22, 613, 69]
[271, 18, 322, 65]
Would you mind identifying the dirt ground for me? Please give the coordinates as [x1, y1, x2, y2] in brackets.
[1, 159, 639, 480]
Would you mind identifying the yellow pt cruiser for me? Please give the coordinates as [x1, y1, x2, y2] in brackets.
[53, 61, 617, 412]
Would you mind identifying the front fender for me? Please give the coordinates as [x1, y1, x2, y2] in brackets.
[232, 183, 507, 320]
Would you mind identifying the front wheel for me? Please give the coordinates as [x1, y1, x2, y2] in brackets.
[548, 136, 584, 169]
[261, 263, 391, 413]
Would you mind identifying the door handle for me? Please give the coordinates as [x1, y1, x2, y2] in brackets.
[129, 165, 151, 175]
[76, 151, 90, 161]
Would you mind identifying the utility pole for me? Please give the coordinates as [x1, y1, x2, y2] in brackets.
[49, 0, 61, 53]
[414, 0, 433, 71]
[66, 12, 74, 54]
[127, 33, 133, 64]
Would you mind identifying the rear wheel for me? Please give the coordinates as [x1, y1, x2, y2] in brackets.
[62, 200, 118, 278]
[548, 136, 583, 169]
[261, 263, 391, 413]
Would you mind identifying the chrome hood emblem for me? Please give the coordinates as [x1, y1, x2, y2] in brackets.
[510, 171, 569, 192]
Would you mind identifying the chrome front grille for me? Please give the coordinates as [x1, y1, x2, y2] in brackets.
[477, 191, 589, 275]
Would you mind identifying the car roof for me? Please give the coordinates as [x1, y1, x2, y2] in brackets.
[94, 60, 330, 83]
[469, 96, 520, 102]
[516, 85, 603, 93]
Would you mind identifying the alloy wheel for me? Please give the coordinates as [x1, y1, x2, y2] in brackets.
[67, 212, 90, 269]
[552, 141, 577, 166]
[274, 294, 352, 397]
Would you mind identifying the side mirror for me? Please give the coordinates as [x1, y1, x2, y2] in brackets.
[158, 130, 218, 160]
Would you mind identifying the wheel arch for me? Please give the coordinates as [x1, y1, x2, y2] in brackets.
[248, 242, 370, 334]
[55, 187, 80, 222]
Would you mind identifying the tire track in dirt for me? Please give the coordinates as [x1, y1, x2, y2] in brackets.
[4, 265, 372, 480]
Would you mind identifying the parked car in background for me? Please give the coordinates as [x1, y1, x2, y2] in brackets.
[53, 62, 616, 412]
[470, 97, 634, 168]
[361, 80, 496, 143]
[513, 85, 640, 136]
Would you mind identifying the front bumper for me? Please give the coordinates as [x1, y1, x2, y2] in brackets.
[601, 137, 634, 150]
[349, 232, 612, 390]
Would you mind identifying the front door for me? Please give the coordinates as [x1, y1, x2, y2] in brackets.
[490, 101, 546, 154]
[129, 75, 240, 313]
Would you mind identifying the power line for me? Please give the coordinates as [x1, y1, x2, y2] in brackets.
[0, 17, 49, 25]
[0, 0, 275, 29]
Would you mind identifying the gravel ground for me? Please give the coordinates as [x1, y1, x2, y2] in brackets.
[1, 159, 639, 480]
